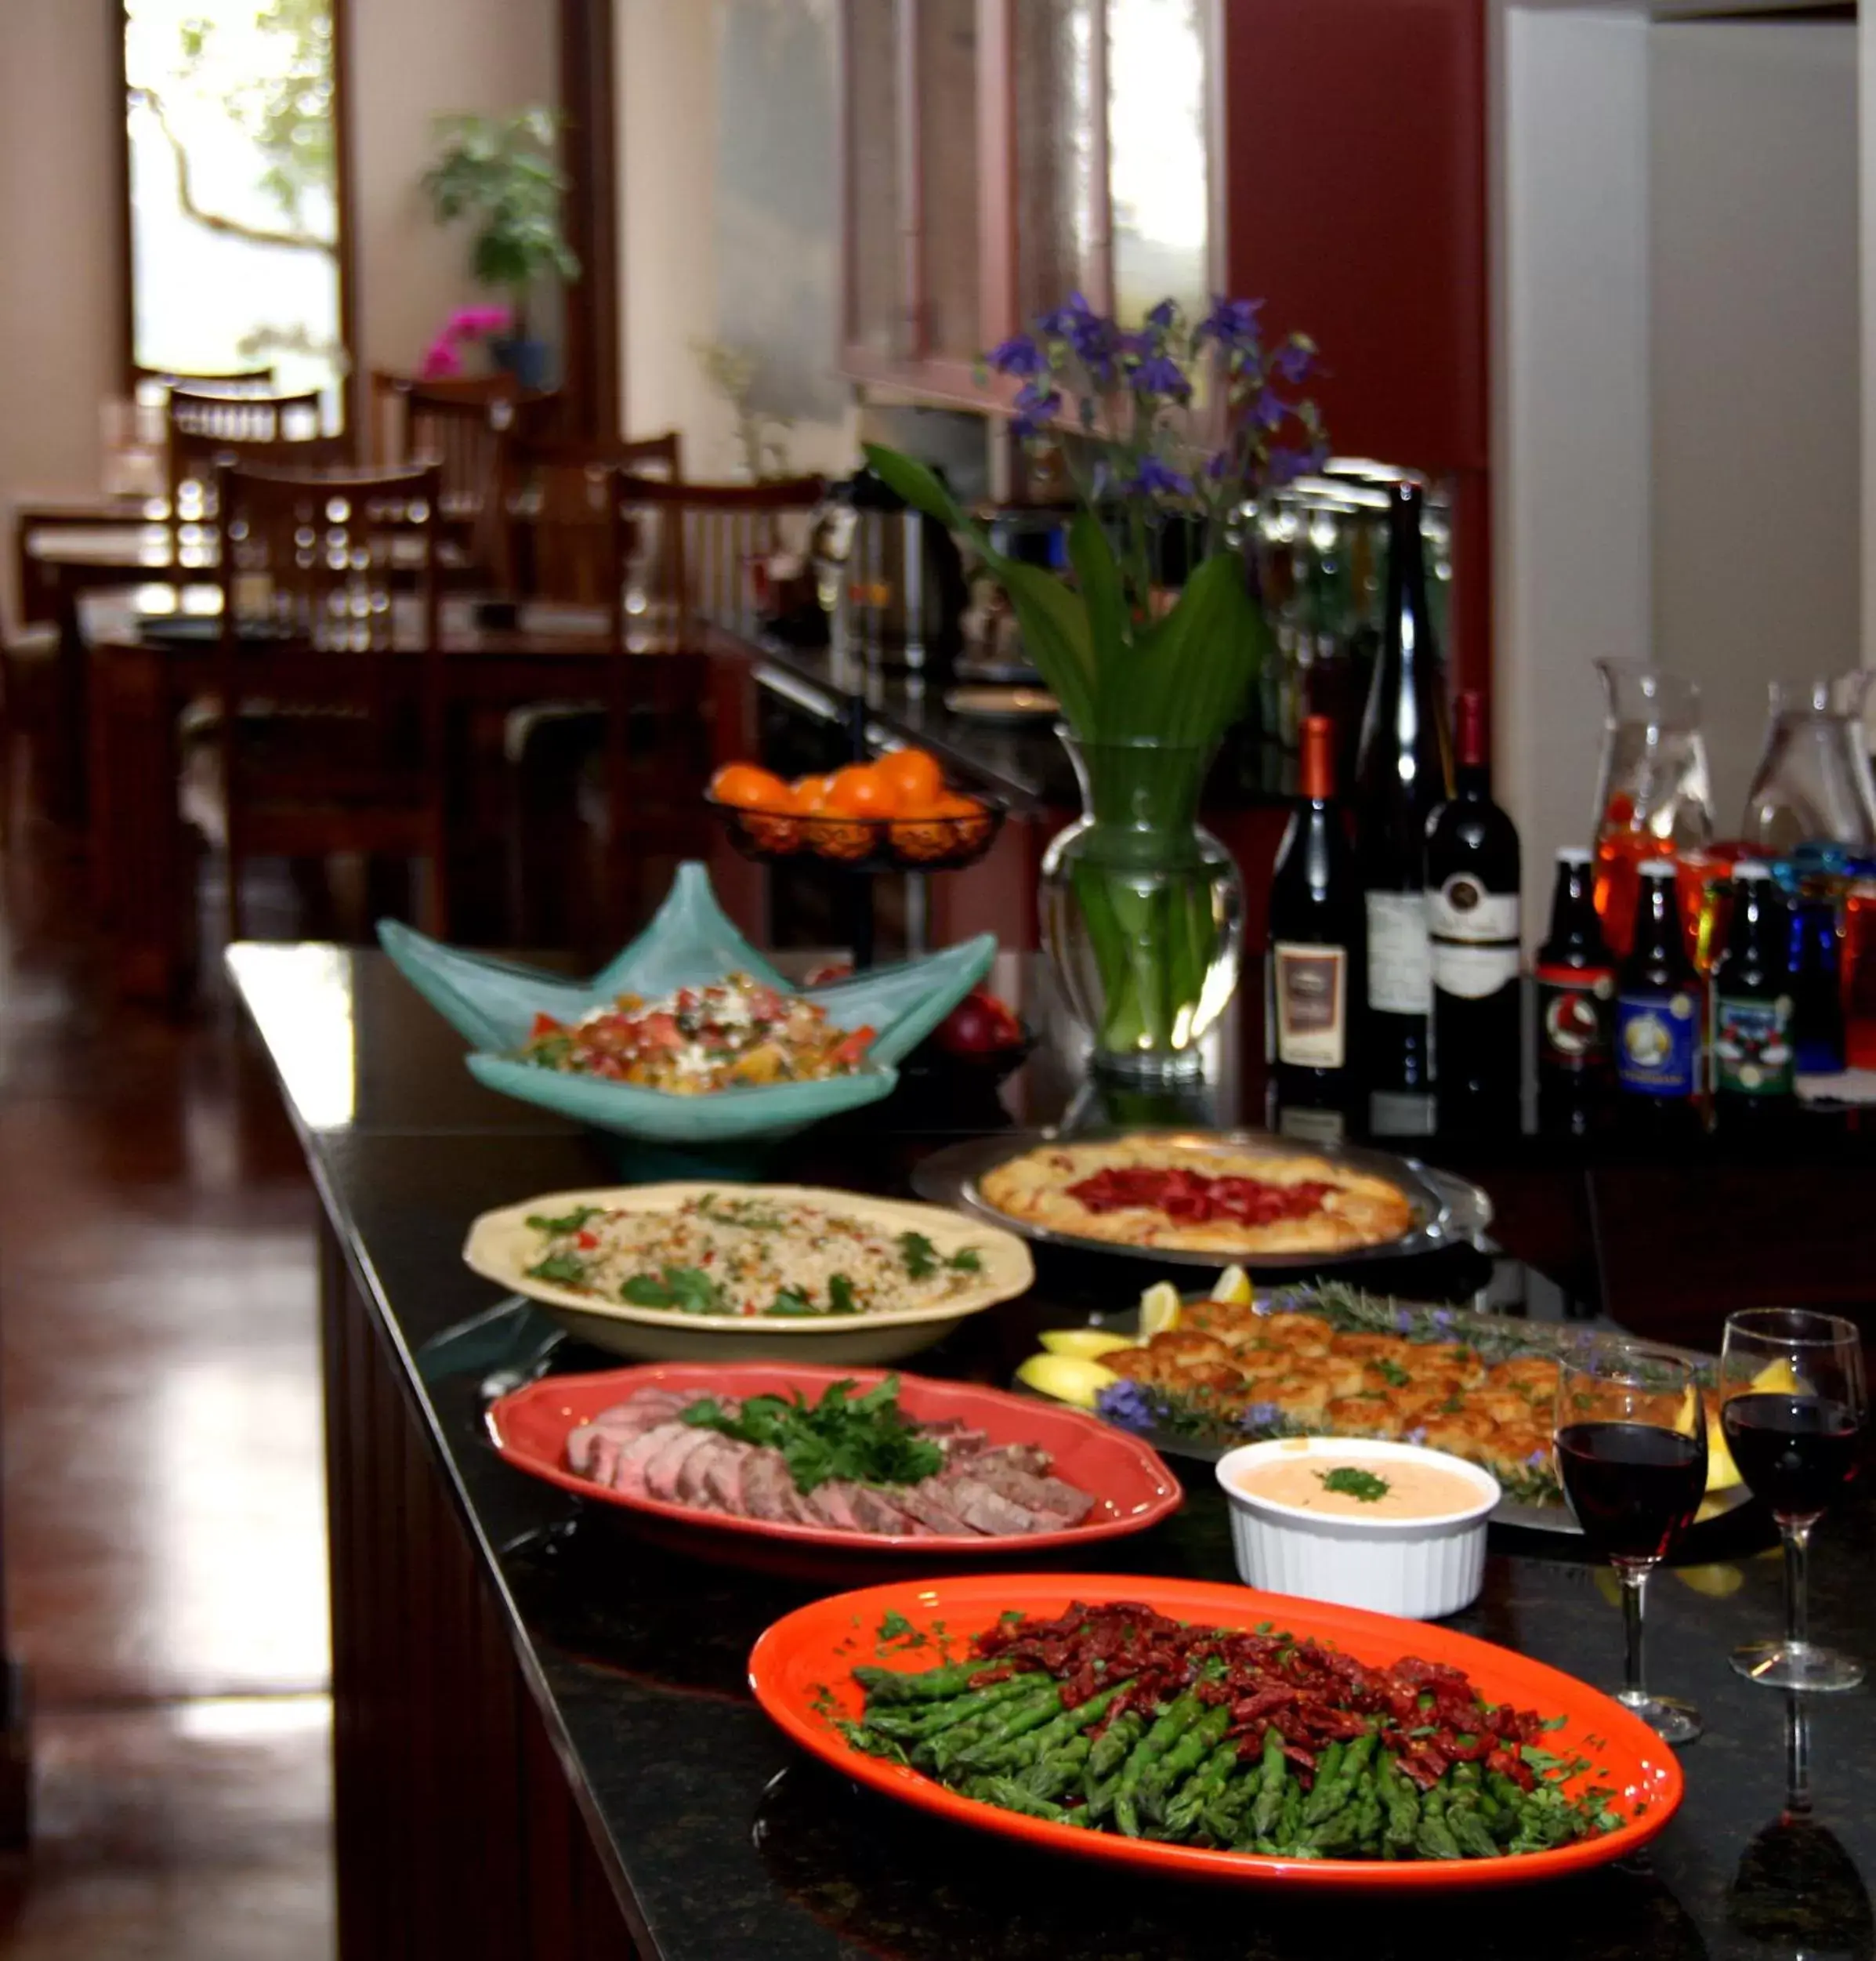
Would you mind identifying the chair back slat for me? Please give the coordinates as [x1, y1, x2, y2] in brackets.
[168, 387, 342, 563]
[209, 461, 449, 943]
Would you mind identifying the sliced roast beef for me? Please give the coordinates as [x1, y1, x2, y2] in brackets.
[605, 1421, 692, 1499]
[677, 1436, 738, 1509]
[806, 1482, 863, 1531]
[847, 1488, 925, 1536]
[740, 1450, 803, 1524]
[890, 1481, 978, 1535]
[700, 1441, 750, 1514]
[642, 1426, 718, 1502]
[941, 1475, 1052, 1535]
[957, 1454, 1096, 1526]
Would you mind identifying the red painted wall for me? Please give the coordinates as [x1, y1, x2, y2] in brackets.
[1219, 0, 1491, 693]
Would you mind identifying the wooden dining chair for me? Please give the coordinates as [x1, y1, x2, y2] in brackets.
[614, 471, 826, 644]
[134, 363, 277, 404]
[375, 379, 523, 587]
[167, 387, 343, 571]
[514, 432, 685, 607]
[204, 461, 450, 948]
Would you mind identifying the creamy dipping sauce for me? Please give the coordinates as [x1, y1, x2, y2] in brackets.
[1236, 1449, 1485, 1521]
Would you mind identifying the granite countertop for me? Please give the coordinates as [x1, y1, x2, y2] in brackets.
[232, 944, 1876, 1961]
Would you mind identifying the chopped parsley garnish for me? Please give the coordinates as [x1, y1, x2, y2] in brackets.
[524, 1252, 588, 1285]
[1316, 1466, 1392, 1503]
[897, 1231, 983, 1280]
[1374, 1359, 1411, 1387]
[767, 1286, 817, 1317]
[526, 1205, 601, 1235]
[620, 1264, 724, 1314]
[680, 1376, 943, 1494]
[827, 1273, 860, 1315]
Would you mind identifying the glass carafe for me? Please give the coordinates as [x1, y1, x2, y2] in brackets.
[1592, 662, 1714, 955]
[1741, 673, 1876, 855]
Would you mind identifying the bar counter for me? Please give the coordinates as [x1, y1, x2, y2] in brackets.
[230, 943, 1876, 1961]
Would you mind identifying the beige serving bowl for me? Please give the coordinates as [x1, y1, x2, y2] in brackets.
[462, 1182, 1035, 1363]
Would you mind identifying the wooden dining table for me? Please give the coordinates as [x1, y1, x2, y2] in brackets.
[79, 587, 757, 1002]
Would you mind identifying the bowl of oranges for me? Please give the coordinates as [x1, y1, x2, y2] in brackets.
[706, 748, 1004, 872]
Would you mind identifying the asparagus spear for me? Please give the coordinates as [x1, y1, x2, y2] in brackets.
[854, 1661, 981, 1704]
[867, 1674, 1040, 1739]
[1249, 1729, 1289, 1840]
[945, 1686, 1067, 1771]
[1161, 1738, 1241, 1838]
[960, 1683, 1120, 1774]
[1140, 1703, 1233, 1823]
[1022, 1733, 1092, 1802]
[1111, 1694, 1201, 1839]
[923, 1684, 1058, 1771]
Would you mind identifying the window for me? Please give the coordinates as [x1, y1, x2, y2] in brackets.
[121, 0, 351, 424]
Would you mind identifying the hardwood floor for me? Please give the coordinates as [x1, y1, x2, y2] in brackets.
[0, 829, 333, 1956]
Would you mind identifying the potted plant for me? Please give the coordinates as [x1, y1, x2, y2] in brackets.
[422, 108, 581, 390]
[866, 293, 1324, 1084]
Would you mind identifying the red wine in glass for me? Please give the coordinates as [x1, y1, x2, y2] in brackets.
[1720, 1308, 1867, 1693]
[1553, 1339, 1705, 1745]
[1555, 1422, 1707, 1564]
[1721, 1396, 1860, 1521]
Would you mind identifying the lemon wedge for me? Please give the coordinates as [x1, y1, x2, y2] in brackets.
[1038, 1328, 1136, 1361]
[1751, 1357, 1802, 1394]
[1673, 1561, 1744, 1597]
[1698, 1359, 1802, 1494]
[1016, 1352, 1120, 1409]
[1211, 1264, 1254, 1306]
[1138, 1281, 1184, 1339]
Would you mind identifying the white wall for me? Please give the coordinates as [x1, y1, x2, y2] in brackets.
[1493, 6, 1653, 911]
[1650, 20, 1860, 829]
[1494, 5, 1859, 921]
[0, 0, 124, 532]
[615, 0, 857, 471]
[349, 0, 559, 378]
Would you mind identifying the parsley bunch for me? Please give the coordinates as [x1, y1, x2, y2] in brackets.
[679, 1375, 943, 1494]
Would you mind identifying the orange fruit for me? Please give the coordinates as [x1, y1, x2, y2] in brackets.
[875, 747, 943, 807]
[710, 762, 791, 810]
[823, 764, 901, 819]
[933, 790, 993, 854]
[790, 774, 834, 812]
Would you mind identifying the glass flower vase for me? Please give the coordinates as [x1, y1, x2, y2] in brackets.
[1039, 730, 1245, 1085]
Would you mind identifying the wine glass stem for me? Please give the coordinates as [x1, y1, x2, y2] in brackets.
[1781, 1517, 1815, 1651]
[1785, 1693, 1813, 1817]
[1617, 1560, 1650, 1701]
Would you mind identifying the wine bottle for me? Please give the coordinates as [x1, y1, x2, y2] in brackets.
[1534, 846, 1616, 1135]
[1269, 715, 1364, 1110]
[1711, 862, 1795, 1111]
[1426, 690, 1521, 1112]
[1616, 858, 1701, 1115]
[1355, 481, 1454, 1090]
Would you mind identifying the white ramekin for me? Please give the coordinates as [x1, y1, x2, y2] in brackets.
[1215, 1436, 1501, 1620]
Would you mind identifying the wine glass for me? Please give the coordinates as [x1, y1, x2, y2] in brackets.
[1719, 1308, 1867, 1692]
[1554, 1340, 1707, 1744]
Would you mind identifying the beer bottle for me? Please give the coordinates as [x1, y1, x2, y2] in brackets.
[1535, 847, 1615, 1136]
[1711, 863, 1795, 1115]
[1615, 859, 1700, 1118]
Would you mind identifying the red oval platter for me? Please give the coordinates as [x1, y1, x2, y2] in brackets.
[748, 1574, 1684, 1892]
[485, 1364, 1182, 1572]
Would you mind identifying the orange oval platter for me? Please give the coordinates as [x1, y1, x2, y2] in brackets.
[748, 1573, 1683, 1891]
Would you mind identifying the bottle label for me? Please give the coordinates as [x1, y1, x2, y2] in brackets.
[1427, 875, 1519, 944]
[1615, 988, 1699, 1096]
[1714, 992, 1795, 1096]
[1275, 1100, 1349, 1147]
[1535, 964, 1614, 1067]
[1430, 941, 1520, 1000]
[1273, 943, 1348, 1069]
[1364, 893, 1430, 1014]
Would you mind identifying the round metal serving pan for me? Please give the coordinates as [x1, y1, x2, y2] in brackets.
[910, 1127, 1494, 1270]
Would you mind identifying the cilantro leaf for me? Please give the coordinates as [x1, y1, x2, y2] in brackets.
[621, 1264, 724, 1314]
[526, 1205, 601, 1235]
[827, 1274, 860, 1315]
[1316, 1466, 1392, 1502]
[947, 1247, 983, 1274]
[897, 1231, 938, 1279]
[525, 1252, 588, 1286]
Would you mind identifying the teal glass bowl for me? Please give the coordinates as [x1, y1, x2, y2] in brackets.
[377, 862, 996, 1144]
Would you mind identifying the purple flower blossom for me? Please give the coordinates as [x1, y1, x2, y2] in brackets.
[1238, 1401, 1282, 1430]
[1392, 1307, 1414, 1332]
[987, 332, 1046, 378]
[1131, 354, 1193, 403]
[1123, 456, 1193, 499]
[1038, 291, 1096, 337]
[1406, 1426, 1429, 1448]
[1204, 451, 1232, 482]
[1254, 386, 1291, 431]
[1273, 340, 1316, 386]
[1010, 380, 1063, 440]
[1264, 445, 1309, 488]
[1094, 1379, 1160, 1434]
[1146, 298, 1179, 332]
[1195, 295, 1264, 347]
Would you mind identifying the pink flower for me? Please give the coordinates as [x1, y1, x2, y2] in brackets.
[418, 335, 464, 380]
[445, 304, 514, 341]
